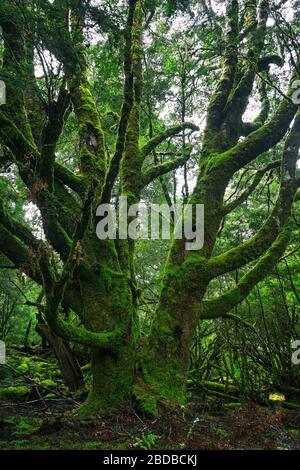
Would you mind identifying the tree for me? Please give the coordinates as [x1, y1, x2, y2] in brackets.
[0, 0, 299, 415]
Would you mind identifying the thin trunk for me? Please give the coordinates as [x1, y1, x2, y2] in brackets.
[36, 322, 84, 392]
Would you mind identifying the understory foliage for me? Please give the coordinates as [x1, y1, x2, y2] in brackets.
[0, 0, 300, 417]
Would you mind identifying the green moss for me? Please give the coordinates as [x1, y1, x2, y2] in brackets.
[224, 402, 241, 410]
[41, 379, 57, 388]
[0, 386, 31, 402]
[69, 68, 107, 183]
[17, 362, 30, 373]
[122, 104, 142, 202]
[132, 381, 159, 417]
[182, 253, 207, 272]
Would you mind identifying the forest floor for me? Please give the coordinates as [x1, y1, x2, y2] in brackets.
[0, 400, 300, 450]
[1, 350, 300, 450]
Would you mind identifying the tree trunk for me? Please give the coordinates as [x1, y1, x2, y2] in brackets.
[64, 236, 139, 413]
[36, 322, 84, 392]
[137, 253, 209, 415]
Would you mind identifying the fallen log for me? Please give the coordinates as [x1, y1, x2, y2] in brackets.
[280, 401, 300, 412]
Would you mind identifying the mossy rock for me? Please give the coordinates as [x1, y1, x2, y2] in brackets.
[0, 386, 31, 402]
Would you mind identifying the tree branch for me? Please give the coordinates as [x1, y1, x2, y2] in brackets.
[208, 112, 300, 279]
[0, 224, 41, 284]
[39, 85, 71, 191]
[102, 0, 137, 202]
[223, 160, 281, 214]
[212, 80, 298, 177]
[39, 180, 121, 351]
[141, 145, 193, 188]
[140, 122, 199, 159]
[205, 0, 239, 132]
[203, 222, 292, 319]
[54, 162, 87, 196]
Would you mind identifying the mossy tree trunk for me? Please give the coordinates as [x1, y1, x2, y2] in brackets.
[36, 322, 84, 392]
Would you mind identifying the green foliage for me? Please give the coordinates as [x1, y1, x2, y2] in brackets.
[0, 386, 31, 401]
[134, 432, 159, 450]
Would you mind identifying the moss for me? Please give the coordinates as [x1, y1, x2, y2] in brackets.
[0, 386, 31, 402]
[132, 380, 159, 417]
[41, 379, 57, 388]
[122, 104, 142, 202]
[11, 417, 42, 436]
[68, 63, 107, 184]
[223, 402, 241, 410]
[17, 362, 30, 374]
[182, 253, 207, 272]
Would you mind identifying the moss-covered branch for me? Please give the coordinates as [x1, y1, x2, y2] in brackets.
[208, 113, 300, 279]
[140, 122, 199, 160]
[257, 54, 284, 71]
[241, 75, 270, 135]
[209, 82, 298, 178]
[67, 0, 107, 186]
[39, 181, 122, 351]
[0, 224, 42, 285]
[0, 110, 38, 161]
[54, 162, 88, 196]
[141, 145, 193, 188]
[39, 85, 71, 191]
[101, 0, 137, 202]
[203, 222, 292, 319]
[121, 0, 143, 203]
[0, 199, 42, 250]
[225, 0, 270, 123]
[204, 0, 239, 145]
